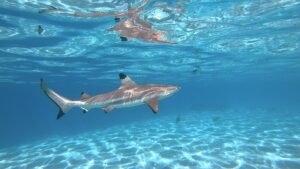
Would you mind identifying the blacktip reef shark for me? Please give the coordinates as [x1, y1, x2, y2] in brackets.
[41, 73, 180, 119]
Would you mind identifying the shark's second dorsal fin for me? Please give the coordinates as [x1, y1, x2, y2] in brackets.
[80, 92, 91, 100]
[119, 73, 136, 88]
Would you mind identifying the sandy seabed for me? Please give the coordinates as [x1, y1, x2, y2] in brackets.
[0, 111, 299, 169]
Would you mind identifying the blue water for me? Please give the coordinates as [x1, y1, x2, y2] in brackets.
[0, 0, 300, 168]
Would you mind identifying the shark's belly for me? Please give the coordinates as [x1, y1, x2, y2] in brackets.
[112, 98, 145, 108]
[83, 96, 145, 110]
[83, 88, 160, 110]
[83, 102, 103, 110]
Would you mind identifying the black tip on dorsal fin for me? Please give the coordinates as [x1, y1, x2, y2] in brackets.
[119, 73, 137, 88]
[114, 17, 121, 22]
[119, 73, 127, 79]
[120, 36, 128, 41]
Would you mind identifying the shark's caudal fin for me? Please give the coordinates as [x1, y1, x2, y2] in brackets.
[40, 79, 75, 119]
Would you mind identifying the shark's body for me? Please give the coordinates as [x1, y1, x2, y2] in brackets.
[41, 73, 180, 119]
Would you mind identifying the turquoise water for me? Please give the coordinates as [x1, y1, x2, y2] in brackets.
[0, 0, 300, 168]
[1, 111, 300, 168]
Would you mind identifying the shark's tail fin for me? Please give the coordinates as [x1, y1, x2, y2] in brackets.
[40, 79, 75, 120]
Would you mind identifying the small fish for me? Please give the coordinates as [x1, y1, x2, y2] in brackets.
[36, 25, 44, 35]
[192, 65, 200, 74]
[176, 115, 181, 124]
[212, 116, 221, 123]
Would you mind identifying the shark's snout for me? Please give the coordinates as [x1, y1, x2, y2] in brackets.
[168, 86, 180, 94]
[173, 86, 180, 93]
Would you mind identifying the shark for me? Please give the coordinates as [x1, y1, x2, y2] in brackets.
[41, 73, 180, 119]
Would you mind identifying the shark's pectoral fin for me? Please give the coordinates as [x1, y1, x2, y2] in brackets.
[103, 106, 114, 113]
[145, 97, 159, 113]
[80, 92, 91, 100]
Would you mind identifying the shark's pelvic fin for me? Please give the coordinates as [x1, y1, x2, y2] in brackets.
[103, 106, 114, 113]
[119, 73, 136, 88]
[80, 92, 91, 100]
[81, 107, 88, 114]
[145, 97, 159, 113]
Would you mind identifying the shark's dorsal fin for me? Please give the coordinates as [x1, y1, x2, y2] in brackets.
[144, 97, 159, 113]
[119, 73, 137, 88]
[80, 92, 91, 100]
